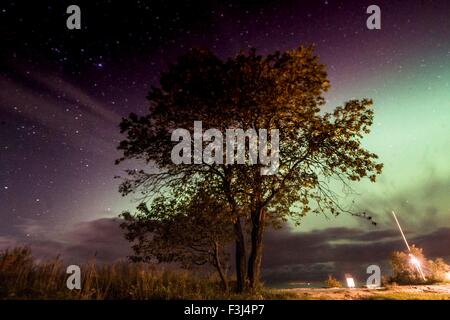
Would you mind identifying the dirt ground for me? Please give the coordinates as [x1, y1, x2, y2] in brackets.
[279, 284, 450, 300]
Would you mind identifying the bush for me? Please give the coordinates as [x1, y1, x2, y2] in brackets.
[389, 245, 450, 285]
[427, 258, 450, 283]
[325, 275, 341, 288]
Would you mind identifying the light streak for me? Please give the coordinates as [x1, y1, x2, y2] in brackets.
[392, 210, 410, 251]
[391, 211, 426, 281]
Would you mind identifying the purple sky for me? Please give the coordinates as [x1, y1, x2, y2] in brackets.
[1, 0, 449, 283]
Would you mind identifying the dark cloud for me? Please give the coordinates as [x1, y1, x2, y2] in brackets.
[59, 218, 133, 263]
[261, 225, 450, 284]
[2, 217, 449, 286]
[414, 228, 450, 257]
[0, 218, 132, 264]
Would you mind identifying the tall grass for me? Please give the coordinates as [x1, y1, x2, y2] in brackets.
[0, 247, 293, 300]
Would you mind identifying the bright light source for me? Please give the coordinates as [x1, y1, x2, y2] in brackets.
[445, 272, 450, 281]
[345, 274, 356, 288]
[408, 254, 426, 281]
[409, 255, 420, 266]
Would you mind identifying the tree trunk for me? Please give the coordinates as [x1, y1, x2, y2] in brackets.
[213, 241, 228, 291]
[233, 217, 247, 292]
[247, 206, 266, 289]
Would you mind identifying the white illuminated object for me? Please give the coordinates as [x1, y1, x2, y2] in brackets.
[345, 274, 356, 288]
[445, 272, 450, 281]
[391, 211, 411, 251]
[392, 211, 426, 281]
[409, 255, 420, 266]
[408, 253, 426, 280]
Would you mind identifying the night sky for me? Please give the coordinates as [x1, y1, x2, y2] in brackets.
[1, 0, 449, 282]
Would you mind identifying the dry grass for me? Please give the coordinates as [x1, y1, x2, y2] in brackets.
[367, 292, 450, 300]
[0, 247, 294, 300]
[281, 285, 450, 300]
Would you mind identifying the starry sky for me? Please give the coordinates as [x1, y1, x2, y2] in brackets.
[1, 0, 449, 281]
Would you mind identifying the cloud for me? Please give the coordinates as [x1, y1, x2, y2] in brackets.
[261, 225, 450, 284]
[2, 216, 449, 285]
[0, 70, 122, 154]
[356, 176, 450, 233]
[60, 218, 133, 263]
[0, 218, 132, 264]
[0, 235, 18, 249]
[28, 72, 120, 124]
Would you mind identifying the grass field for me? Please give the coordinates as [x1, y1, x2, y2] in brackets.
[0, 247, 296, 300]
[1, 247, 449, 300]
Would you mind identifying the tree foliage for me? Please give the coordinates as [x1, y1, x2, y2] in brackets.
[117, 46, 383, 291]
[120, 186, 233, 290]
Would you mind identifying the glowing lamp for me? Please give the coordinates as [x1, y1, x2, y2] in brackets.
[345, 274, 356, 288]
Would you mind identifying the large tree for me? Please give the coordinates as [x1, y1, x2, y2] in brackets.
[116, 46, 383, 291]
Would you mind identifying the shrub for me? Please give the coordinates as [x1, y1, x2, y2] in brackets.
[325, 275, 341, 288]
[389, 245, 450, 285]
[427, 258, 450, 283]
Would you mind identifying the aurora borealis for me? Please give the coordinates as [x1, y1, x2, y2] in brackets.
[1, 0, 449, 282]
